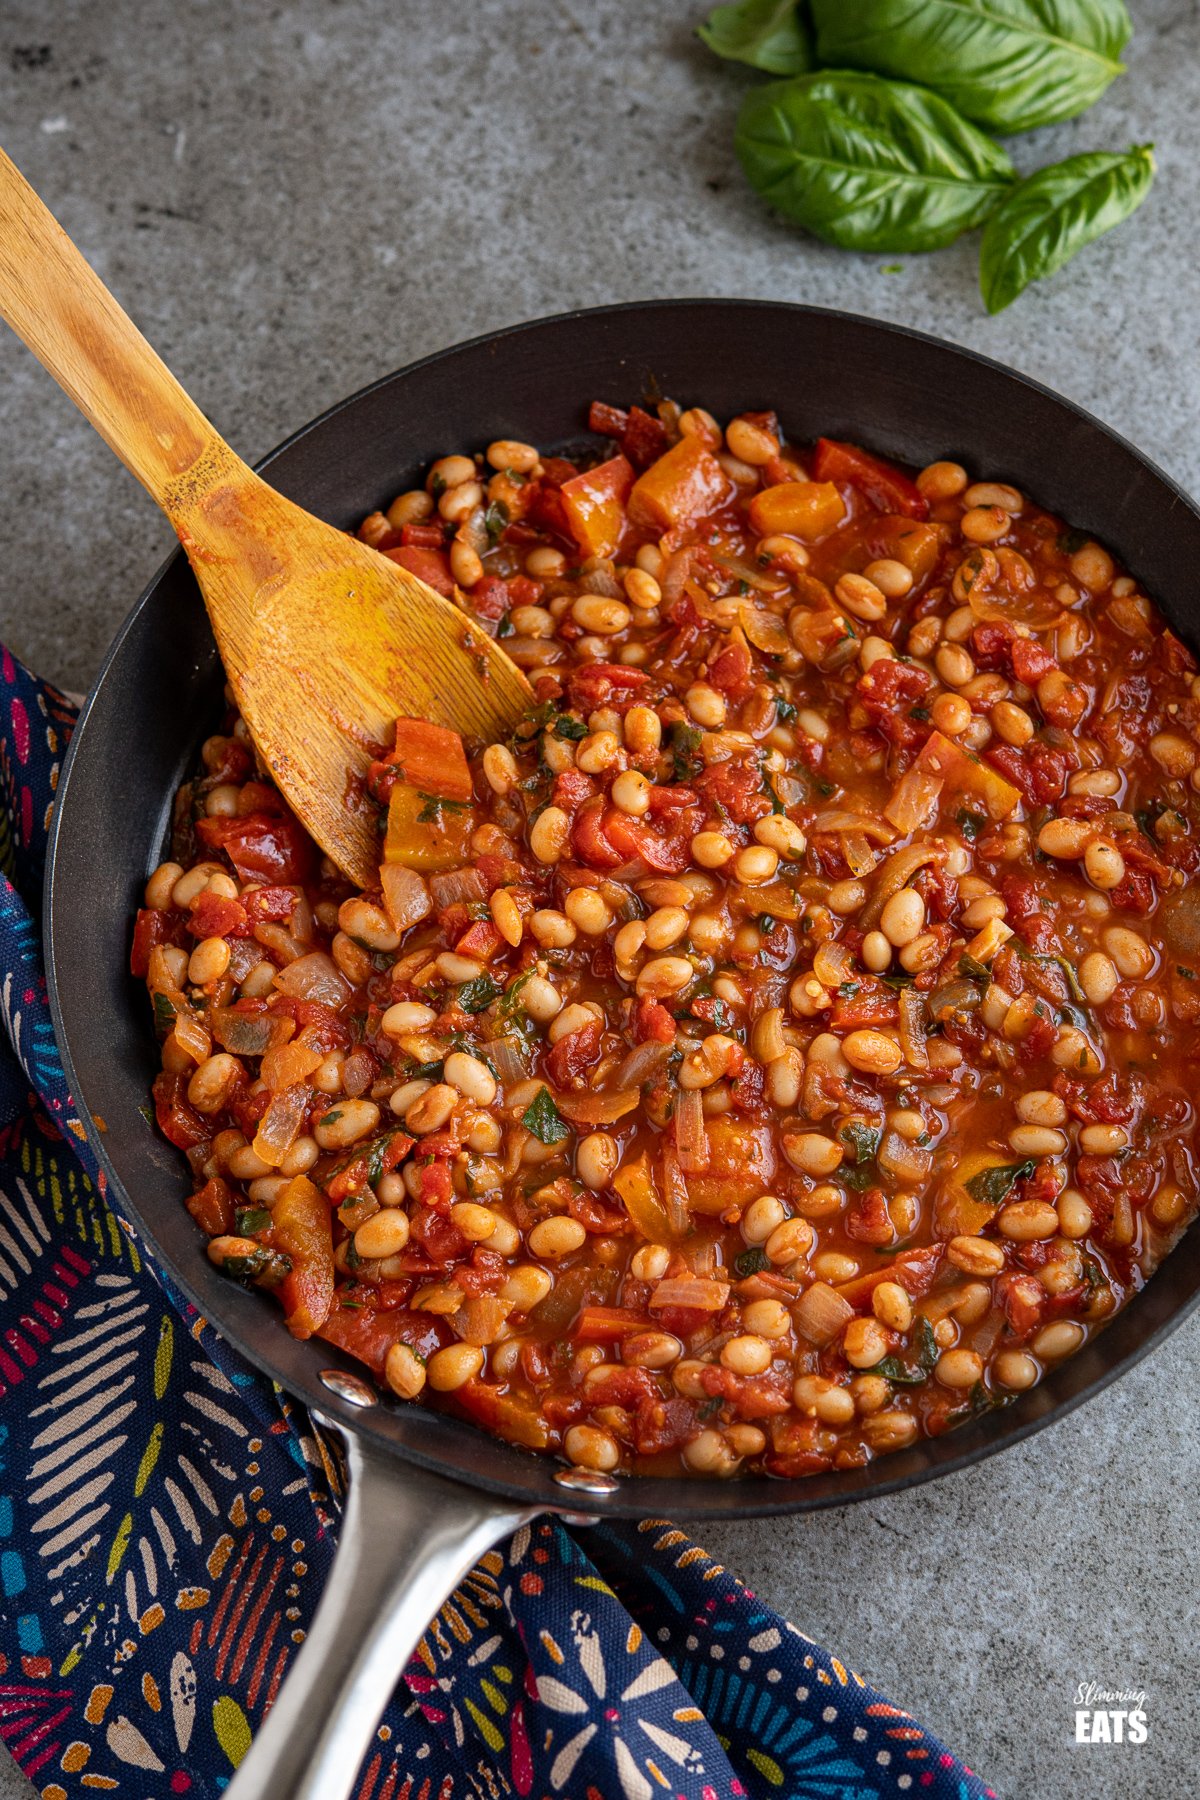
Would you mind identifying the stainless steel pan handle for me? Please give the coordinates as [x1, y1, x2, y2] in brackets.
[227, 1420, 535, 1800]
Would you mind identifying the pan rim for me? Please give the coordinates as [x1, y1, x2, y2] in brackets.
[44, 295, 1200, 1520]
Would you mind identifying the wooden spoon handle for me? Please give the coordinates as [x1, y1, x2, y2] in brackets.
[0, 144, 234, 512]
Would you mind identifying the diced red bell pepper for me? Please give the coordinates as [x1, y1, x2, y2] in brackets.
[558, 455, 634, 560]
[196, 811, 316, 884]
[400, 522, 445, 548]
[455, 918, 503, 963]
[383, 544, 455, 597]
[386, 718, 473, 802]
[619, 406, 669, 471]
[812, 438, 929, 519]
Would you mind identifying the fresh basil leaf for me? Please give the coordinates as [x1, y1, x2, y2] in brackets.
[554, 713, 589, 741]
[457, 974, 501, 1014]
[699, 0, 813, 75]
[812, 0, 1132, 134]
[841, 1120, 882, 1165]
[958, 951, 992, 984]
[735, 72, 1014, 254]
[234, 1207, 272, 1235]
[522, 1086, 570, 1145]
[980, 145, 1154, 314]
[965, 1158, 1035, 1207]
[735, 1246, 772, 1276]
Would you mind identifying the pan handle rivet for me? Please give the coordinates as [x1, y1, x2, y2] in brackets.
[554, 1467, 620, 1496]
[319, 1368, 377, 1408]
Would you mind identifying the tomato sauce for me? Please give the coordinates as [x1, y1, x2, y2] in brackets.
[136, 398, 1200, 1481]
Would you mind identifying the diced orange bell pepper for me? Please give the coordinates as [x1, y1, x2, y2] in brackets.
[685, 1118, 777, 1214]
[384, 782, 476, 872]
[917, 730, 1021, 822]
[748, 480, 846, 542]
[271, 1174, 335, 1339]
[559, 454, 634, 559]
[387, 718, 472, 801]
[628, 436, 733, 531]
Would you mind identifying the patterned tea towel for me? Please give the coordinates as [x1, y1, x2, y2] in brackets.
[0, 643, 996, 1800]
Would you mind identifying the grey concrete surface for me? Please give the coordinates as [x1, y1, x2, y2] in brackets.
[0, 1, 1197, 1794]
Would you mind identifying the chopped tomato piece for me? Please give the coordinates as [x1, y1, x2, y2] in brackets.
[383, 544, 455, 597]
[196, 811, 316, 884]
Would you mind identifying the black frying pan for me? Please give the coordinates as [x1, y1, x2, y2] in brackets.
[44, 300, 1200, 1798]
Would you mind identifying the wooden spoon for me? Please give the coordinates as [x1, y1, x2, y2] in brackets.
[0, 147, 532, 888]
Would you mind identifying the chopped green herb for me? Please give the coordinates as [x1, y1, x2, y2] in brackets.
[1057, 527, 1090, 556]
[152, 991, 177, 1031]
[554, 713, 589, 741]
[457, 974, 501, 1014]
[416, 792, 470, 824]
[234, 1207, 272, 1235]
[965, 1158, 1035, 1208]
[522, 1086, 570, 1145]
[734, 1246, 771, 1277]
[957, 808, 986, 841]
[1178, 965, 1197, 981]
[840, 1120, 881, 1166]
[870, 1317, 939, 1386]
[909, 704, 931, 722]
[958, 951, 992, 984]
[670, 720, 705, 782]
[484, 499, 509, 543]
[696, 1395, 725, 1422]
[775, 697, 797, 723]
[138, 1102, 154, 1127]
[321, 1108, 344, 1126]
[758, 915, 777, 935]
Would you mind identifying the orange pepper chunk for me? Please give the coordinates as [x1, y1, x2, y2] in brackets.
[748, 480, 846, 542]
[559, 454, 634, 559]
[629, 436, 733, 531]
[271, 1174, 335, 1339]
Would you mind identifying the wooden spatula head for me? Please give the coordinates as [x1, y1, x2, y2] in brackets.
[171, 446, 531, 888]
[0, 144, 533, 892]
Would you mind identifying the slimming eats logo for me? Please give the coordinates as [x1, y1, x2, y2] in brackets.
[1073, 1682, 1148, 1745]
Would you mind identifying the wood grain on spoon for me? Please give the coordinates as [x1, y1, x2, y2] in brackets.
[0, 145, 532, 888]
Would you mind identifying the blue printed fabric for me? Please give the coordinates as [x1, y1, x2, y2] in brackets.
[0, 643, 997, 1800]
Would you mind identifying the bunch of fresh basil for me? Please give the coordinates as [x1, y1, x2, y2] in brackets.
[698, 0, 1155, 311]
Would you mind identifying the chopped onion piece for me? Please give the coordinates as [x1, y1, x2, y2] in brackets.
[210, 1008, 274, 1057]
[884, 768, 943, 835]
[613, 1039, 674, 1089]
[792, 1280, 854, 1347]
[713, 548, 787, 593]
[172, 1006, 211, 1064]
[810, 811, 896, 843]
[251, 1082, 309, 1167]
[381, 863, 434, 932]
[556, 1089, 640, 1125]
[613, 1152, 673, 1243]
[648, 1277, 729, 1312]
[427, 866, 487, 911]
[813, 940, 854, 989]
[877, 1128, 933, 1183]
[860, 844, 943, 928]
[488, 1034, 529, 1092]
[898, 985, 929, 1070]
[660, 1146, 691, 1238]
[274, 952, 352, 1010]
[738, 603, 791, 657]
[674, 1086, 710, 1174]
[842, 831, 878, 877]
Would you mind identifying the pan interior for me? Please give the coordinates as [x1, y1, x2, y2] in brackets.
[45, 300, 1200, 1518]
